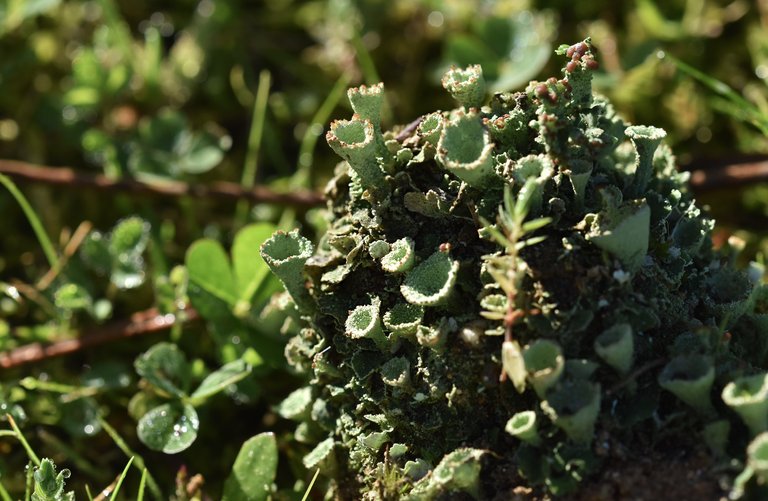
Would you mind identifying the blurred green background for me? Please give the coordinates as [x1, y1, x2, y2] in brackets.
[2, 0, 768, 497]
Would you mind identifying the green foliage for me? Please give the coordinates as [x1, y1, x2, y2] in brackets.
[136, 402, 199, 454]
[221, 432, 278, 501]
[32, 459, 74, 501]
[133, 342, 251, 453]
[127, 111, 230, 179]
[81, 216, 150, 290]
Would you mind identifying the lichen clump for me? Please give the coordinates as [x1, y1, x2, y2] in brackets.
[262, 40, 768, 498]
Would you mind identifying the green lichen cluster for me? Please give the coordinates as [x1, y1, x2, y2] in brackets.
[261, 40, 768, 498]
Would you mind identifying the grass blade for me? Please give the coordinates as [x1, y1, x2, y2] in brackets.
[294, 72, 352, 188]
[0, 477, 12, 501]
[137, 468, 148, 501]
[301, 469, 320, 501]
[98, 417, 162, 500]
[235, 69, 272, 227]
[280, 71, 352, 229]
[0, 174, 58, 269]
[24, 460, 33, 501]
[666, 54, 768, 135]
[6, 414, 40, 466]
[109, 456, 135, 501]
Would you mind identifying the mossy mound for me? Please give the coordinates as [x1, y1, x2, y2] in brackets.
[262, 40, 768, 499]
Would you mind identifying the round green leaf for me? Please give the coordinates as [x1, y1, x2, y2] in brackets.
[190, 359, 252, 402]
[137, 403, 199, 454]
[222, 432, 278, 501]
[186, 239, 238, 306]
[232, 223, 276, 306]
[178, 130, 226, 174]
[134, 342, 190, 398]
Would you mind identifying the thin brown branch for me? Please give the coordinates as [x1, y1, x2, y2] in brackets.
[0, 307, 200, 369]
[606, 358, 665, 396]
[0, 159, 324, 208]
[36, 220, 93, 291]
[686, 156, 768, 191]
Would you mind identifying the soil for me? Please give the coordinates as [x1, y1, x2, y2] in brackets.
[487, 447, 726, 501]
[566, 448, 726, 501]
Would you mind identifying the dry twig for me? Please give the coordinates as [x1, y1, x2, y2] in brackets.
[0, 307, 199, 369]
[0, 159, 323, 208]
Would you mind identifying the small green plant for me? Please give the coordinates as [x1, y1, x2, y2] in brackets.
[133, 342, 252, 453]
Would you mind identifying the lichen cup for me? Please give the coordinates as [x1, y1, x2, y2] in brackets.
[594, 323, 634, 374]
[259, 229, 314, 312]
[326, 116, 386, 196]
[541, 380, 601, 444]
[436, 113, 498, 188]
[400, 251, 459, 307]
[345, 298, 388, 352]
[505, 410, 542, 446]
[658, 355, 715, 415]
[722, 372, 768, 436]
[383, 303, 424, 340]
[625, 125, 666, 196]
[523, 339, 565, 398]
[441, 64, 486, 109]
[381, 237, 416, 273]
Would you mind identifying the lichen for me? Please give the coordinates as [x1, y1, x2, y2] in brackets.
[261, 39, 768, 499]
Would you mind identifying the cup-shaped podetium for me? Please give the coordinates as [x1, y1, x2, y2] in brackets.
[658, 355, 715, 415]
[567, 159, 593, 208]
[380, 356, 411, 389]
[748, 432, 768, 483]
[383, 303, 424, 339]
[594, 323, 634, 374]
[625, 125, 666, 196]
[326, 116, 386, 191]
[400, 251, 459, 307]
[541, 380, 601, 444]
[416, 324, 447, 351]
[507, 154, 554, 215]
[260, 229, 314, 312]
[429, 448, 485, 499]
[722, 373, 768, 436]
[505, 410, 542, 446]
[381, 237, 416, 273]
[585, 200, 650, 271]
[368, 240, 391, 260]
[347, 83, 384, 129]
[441, 64, 487, 109]
[345, 298, 388, 351]
[418, 112, 444, 146]
[437, 113, 498, 188]
[523, 339, 565, 398]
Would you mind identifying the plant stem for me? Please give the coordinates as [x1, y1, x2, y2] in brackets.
[294, 72, 352, 189]
[0, 173, 58, 269]
[6, 414, 40, 467]
[301, 469, 321, 501]
[235, 70, 272, 228]
[98, 417, 162, 500]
